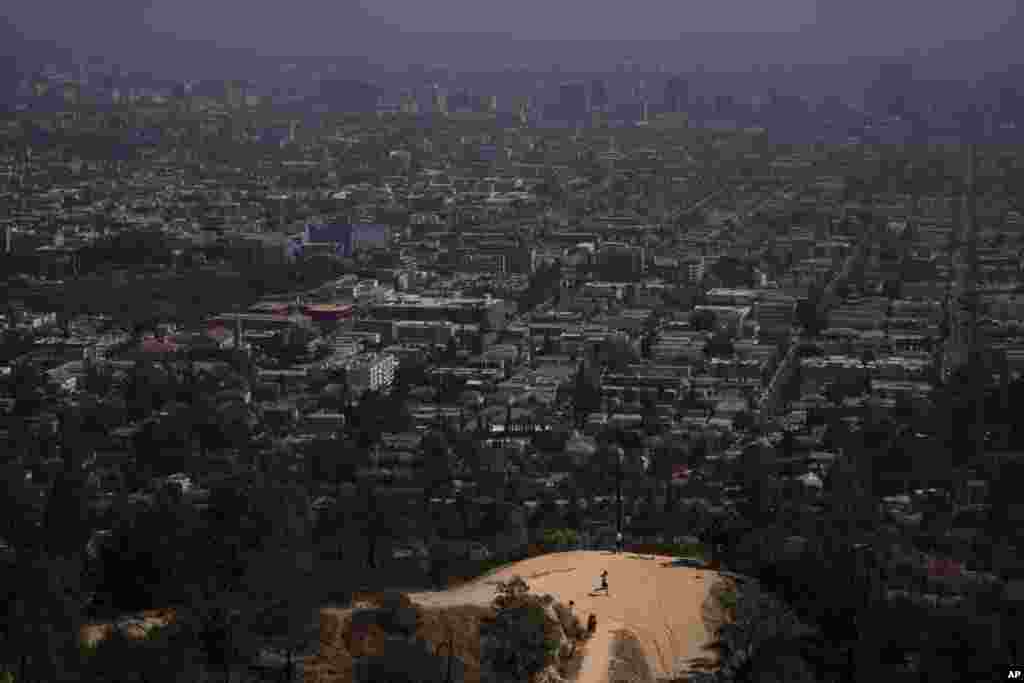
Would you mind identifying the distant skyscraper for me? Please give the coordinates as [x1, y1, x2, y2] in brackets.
[62, 82, 81, 106]
[224, 80, 243, 109]
[482, 94, 498, 114]
[400, 90, 418, 115]
[559, 81, 589, 121]
[867, 61, 913, 118]
[713, 94, 733, 117]
[590, 79, 609, 112]
[431, 84, 448, 116]
[514, 96, 530, 125]
[450, 89, 473, 112]
[319, 79, 380, 113]
[664, 76, 688, 113]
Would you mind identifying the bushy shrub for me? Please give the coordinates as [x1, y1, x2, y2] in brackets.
[715, 584, 739, 615]
[526, 543, 547, 558]
[364, 592, 421, 637]
[552, 602, 586, 641]
[541, 528, 580, 549]
[628, 541, 707, 559]
[482, 601, 561, 682]
[493, 575, 531, 609]
[482, 575, 567, 681]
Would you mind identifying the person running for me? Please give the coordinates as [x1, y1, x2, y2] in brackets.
[599, 570, 609, 595]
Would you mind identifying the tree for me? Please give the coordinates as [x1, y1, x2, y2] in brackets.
[482, 577, 561, 682]
[696, 579, 817, 682]
[571, 361, 602, 428]
[78, 619, 203, 683]
[94, 492, 207, 612]
[733, 411, 756, 433]
[241, 544, 319, 682]
[444, 337, 459, 363]
[2, 552, 87, 683]
[795, 299, 825, 338]
[691, 308, 718, 333]
[354, 478, 383, 569]
[0, 439, 96, 681]
[705, 333, 735, 358]
[421, 429, 454, 520]
[185, 581, 260, 683]
[709, 256, 756, 288]
[649, 437, 684, 515]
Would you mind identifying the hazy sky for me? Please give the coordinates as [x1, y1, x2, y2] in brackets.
[294, 0, 819, 41]
[4, 0, 1021, 68]
[143, 0, 1015, 46]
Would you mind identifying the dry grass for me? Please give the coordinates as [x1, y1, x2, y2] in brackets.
[558, 638, 588, 681]
[78, 608, 178, 648]
[648, 622, 689, 677]
[609, 629, 655, 683]
[304, 595, 494, 683]
[702, 577, 737, 636]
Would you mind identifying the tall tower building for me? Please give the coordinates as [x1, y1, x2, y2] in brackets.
[664, 76, 688, 113]
[431, 84, 448, 116]
[866, 61, 913, 118]
[450, 89, 473, 113]
[515, 96, 530, 126]
[559, 81, 589, 121]
[225, 79, 244, 109]
[400, 90, 419, 115]
[949, 144, 979, 364]
[590, 79, 609, 112]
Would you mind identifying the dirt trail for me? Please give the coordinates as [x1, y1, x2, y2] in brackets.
[405, 551, 719, 683]
[575, 618, 617, 683]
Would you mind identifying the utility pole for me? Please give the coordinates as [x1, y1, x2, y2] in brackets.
[614, 443, 624, 541]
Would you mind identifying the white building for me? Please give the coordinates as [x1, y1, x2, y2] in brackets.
[345, 353, 398, 394]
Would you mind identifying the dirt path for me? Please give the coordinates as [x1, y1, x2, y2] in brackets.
[576, 619, 618, 683]
[405, 551, 719, 683]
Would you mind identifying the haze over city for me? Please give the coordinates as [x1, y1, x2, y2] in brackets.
[2, 0, 1022, 76]
[4, 0, 1024, 681]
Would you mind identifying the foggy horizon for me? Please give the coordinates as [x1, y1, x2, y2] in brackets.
[2, 0, 1022, 78]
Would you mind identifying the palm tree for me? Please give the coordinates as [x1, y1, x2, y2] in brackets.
[422, 429, 454, 523]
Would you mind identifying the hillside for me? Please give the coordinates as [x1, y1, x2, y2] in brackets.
[311, 550, 720, 683]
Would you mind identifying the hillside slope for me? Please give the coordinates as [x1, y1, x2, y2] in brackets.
[407, 550, 719, 682]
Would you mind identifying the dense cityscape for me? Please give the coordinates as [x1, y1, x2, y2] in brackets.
[2, 24, 1024, 683]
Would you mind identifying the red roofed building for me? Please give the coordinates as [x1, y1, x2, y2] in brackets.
[927, 557, 964, 578]
[303, 304, 354, 322]
[139, 337, 179, 354]
[206, 325, 234, 345]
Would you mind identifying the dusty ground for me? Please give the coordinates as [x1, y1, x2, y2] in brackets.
[82, 552, 717, 683]
[407, 550, 719, 683]
[79, 608, 178, 648]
